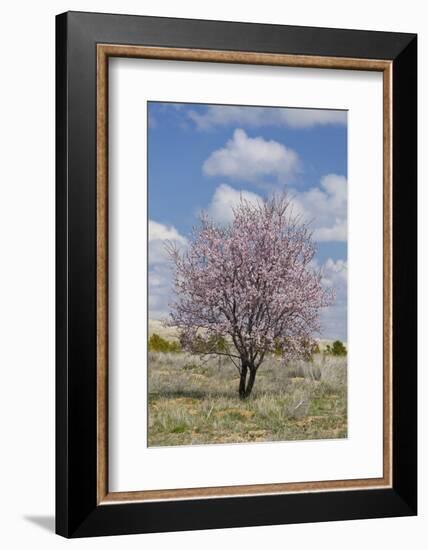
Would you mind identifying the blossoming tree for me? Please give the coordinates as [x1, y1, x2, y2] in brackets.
[167, 195, 334, 399]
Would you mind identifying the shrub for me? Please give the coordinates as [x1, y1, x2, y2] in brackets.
[331, 340, 347, 356]
[148, 333, 181, 353]
[324, 340, 347, 356]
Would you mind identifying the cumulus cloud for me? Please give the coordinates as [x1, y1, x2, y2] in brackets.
[148, 262, 174, 320]
[203, 129, 299, 184]
[318, 258, 348, 342]
[204, 175, 347, 241]
[280, 109, 347, 129]
[321, 258, 348, 288]
[148, 220, 187, 264]
[206, 183, 262, 225]
[291, 174, 347, 242]
[148, 220, 187, 319]
[189, 105, 347, 131]
[149, 219, 186, 244]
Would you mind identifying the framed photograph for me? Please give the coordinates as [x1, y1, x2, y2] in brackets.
[56, 11, 417, 538]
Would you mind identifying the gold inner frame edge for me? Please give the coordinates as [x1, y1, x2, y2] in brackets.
[96, 44, 393, 504]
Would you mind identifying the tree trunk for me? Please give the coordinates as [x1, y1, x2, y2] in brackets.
[238, 364, 248, 399]
[245, 367, 257, 398]
[238, 362, 257, 399]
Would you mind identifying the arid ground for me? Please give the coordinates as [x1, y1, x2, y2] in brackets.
[148, 350, 347, 447]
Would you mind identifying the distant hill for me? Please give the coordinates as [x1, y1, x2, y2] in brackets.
[149, 319, 180, 341]
[148, 319, 346, 349]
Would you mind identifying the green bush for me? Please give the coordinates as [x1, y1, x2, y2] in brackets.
[325, 340, 347, 357]
[148, 333, 181, 353]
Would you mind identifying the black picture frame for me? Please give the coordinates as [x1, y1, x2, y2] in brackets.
[56, 11, 417, 538]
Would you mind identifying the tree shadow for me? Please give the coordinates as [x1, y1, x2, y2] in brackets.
[23, 515, 55, 533]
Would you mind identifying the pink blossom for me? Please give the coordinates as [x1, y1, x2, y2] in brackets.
[167, 194, 335, 398]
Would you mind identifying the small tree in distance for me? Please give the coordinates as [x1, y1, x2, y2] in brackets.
[325, 340, 347, 356]
[167, 195, 334, 399]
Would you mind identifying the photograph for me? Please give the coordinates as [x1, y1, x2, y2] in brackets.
[147, 101, 348, 447]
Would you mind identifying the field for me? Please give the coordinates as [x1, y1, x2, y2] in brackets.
[148, 351, 347, 447]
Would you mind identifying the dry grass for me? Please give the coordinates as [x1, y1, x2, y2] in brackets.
[148, 352, 347, 446]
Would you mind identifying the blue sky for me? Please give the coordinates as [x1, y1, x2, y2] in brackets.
[148, 102, 348, 341]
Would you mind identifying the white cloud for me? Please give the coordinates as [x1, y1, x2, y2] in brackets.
[148, 220, 187, 319]
[149, 220, 186, 244]
[206, 184, 262, 225]
[318, 258, 348, 342]
[148, 262, 174, 320]
[204, 174, 347, 241]
[189, 105, 347, 131]
[148, 220, 187, 264]
[203, 129, 299, 184]
[291, 174, 347, 242]
[280, 109, 347, 128]
[321, 258, 348, 288]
